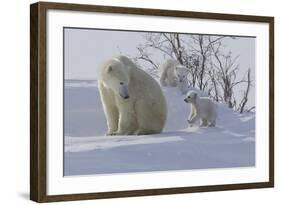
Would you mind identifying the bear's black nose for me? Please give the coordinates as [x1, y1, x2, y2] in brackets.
[120, 82, 124, 85]
[124, 95, 130, 99]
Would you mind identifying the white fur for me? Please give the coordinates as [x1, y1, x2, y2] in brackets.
[98, 55, 167, 135]
[159, 59, 189, 94]
[184, 91, 217, 127]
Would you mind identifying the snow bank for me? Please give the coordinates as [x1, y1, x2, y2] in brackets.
[64, 80, 255, 176]
[65, 135, 184, 152]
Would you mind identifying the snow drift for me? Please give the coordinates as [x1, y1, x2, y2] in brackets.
[64, 80, 255, 176]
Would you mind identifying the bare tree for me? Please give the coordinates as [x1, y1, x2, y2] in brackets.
[208, 69, 219, 102]
[211, 46, 237, 107]
[209, 39, 251, 109]
[184, 54, 200, 87]
[238, 68, 252, 113]
[134, 32, 253, 113]
[135, 33, 191, 81]
[136, 47, 158, 70]
[136, 33, 227, 91]
[136, 33, 185, 64]
[188, 35, 225, 91]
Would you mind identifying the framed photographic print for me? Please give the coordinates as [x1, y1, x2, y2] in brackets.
[30, 1, 274, 202]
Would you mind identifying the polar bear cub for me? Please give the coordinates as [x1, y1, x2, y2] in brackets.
[159, 59, 189, 93]
[184, 91, 217, 127]
[98, 55, 167, 135]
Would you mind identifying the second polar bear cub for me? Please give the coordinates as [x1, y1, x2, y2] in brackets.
[98, 55, 167, 136]
[184, 91, 217, 127]
[159, 59, 189, 88]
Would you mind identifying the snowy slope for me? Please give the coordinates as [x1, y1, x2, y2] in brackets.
[64, 80, 255, 176]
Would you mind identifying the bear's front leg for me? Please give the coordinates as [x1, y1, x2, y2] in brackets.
[187, 104, 197, 127]
[160, 76, 167, 86]
[105, 107, 119, 135]
[114, 103, 138, 135]
[170, 78, 178, 87]
[117, 113, 137, 135]
[188, 113, 195, 124]
[98, 82, 119, 135]
[187, 112, 196, 127]
[188, 115, 199, 126]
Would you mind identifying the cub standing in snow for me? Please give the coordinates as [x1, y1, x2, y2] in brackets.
[159, 59, 189, 94]
[184, 91, 217, 127]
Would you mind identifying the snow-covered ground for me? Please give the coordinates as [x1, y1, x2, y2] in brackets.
[64, 80, 255, 176]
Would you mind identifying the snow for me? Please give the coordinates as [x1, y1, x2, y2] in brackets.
[65, 135, 184, 152]
[64, 79, 97, 88]
[64, 80, 255, 176]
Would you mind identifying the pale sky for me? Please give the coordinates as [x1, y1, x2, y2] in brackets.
[64, 28, 143, 80]
[64, 28, 255, 106]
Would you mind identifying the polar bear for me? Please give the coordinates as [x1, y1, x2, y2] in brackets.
[184, 91, 216, 127]
[98, 55, 167, 135]
[159, 59, 189, 94]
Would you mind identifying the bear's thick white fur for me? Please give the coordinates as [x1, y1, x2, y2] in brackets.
[98, 55, 167, 135]
[184, 91, 217, 127]
[159, 59, 189, 94]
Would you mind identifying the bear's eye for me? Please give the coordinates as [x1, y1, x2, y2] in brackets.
[188, 96, 191, 98]
[120, 82, 124, 85]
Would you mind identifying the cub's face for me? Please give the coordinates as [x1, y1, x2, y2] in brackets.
[174, 65, 188, 83]
[184, 91, 197, 103]
[102, 60, 130, 99]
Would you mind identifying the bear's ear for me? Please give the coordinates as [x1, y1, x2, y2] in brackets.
[107, 66, 113, 73]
